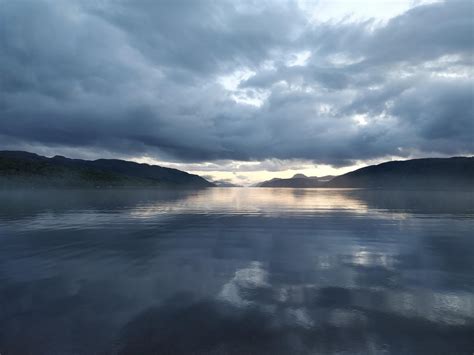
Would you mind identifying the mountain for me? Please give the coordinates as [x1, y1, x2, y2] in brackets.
[0, 151, 214, 188]
[258, 174, 335, 188]
[327, 157, 474, 189]
[257, 157, 474, 189]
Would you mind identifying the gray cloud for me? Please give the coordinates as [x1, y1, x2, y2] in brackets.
[0, 0, 472, 166]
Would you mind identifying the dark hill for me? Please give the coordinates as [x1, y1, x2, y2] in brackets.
[0, 151, 214, 188]
[258, 175, 335, 188]
[327, 157, 474, 189]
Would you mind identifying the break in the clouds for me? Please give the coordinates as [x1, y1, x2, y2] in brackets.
[0, 0, 473, 178]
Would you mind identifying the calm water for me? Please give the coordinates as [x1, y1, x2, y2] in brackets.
[0, 188, 473, 355]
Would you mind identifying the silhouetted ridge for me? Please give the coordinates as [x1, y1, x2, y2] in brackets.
[258, 175, 335, 188]
[327, 157, 474, 189]
[257, 157, 473, 189]
[0, 151, 214, 188]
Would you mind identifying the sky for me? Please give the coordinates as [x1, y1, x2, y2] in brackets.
[0, 0, 473, 185]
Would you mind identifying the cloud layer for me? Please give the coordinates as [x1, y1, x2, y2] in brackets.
[1, 0, 473, 167]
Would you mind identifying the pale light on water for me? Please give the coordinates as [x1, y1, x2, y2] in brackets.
[0, 188, 473, 354]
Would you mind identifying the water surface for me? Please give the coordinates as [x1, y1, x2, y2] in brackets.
[0, 188, 473, 354]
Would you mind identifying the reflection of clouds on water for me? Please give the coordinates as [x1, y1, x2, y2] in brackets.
[346, 248, 398, 270]
[0, 188, 473, 354]
[219, 261, 269, 307]
[215, 259, 474, 330]
[114, 285, 474, 354]
[214, 247, 474, 341]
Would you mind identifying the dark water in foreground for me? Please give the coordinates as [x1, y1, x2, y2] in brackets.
[0, 188, 473, 355]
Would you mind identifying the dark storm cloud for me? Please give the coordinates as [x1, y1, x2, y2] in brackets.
[0, 0, 472, 165]
[90, 0, 305, 75]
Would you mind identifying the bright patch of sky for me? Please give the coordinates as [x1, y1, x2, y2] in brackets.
[217, 68, 269, 107]
[299, 0, 442, 23]
[287, 50, 312, 67]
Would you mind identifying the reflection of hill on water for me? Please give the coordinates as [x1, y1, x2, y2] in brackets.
[347, 189, 474, 216]
[1, 188, 472, 223]
[0, 189, 199, 221]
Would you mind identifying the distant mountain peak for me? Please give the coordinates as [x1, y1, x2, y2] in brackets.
[258, 174, 333, 188]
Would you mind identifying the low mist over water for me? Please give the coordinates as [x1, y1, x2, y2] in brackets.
[0, 188, 473, 354]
